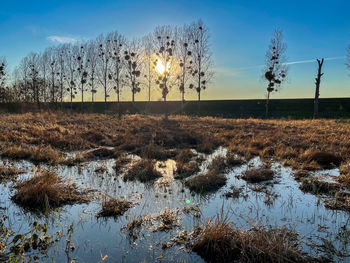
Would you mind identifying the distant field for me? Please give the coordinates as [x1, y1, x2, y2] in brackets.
[1, 98, 350, 118]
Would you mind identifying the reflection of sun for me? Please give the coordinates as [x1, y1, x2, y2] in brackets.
[155, 59, 170, 75]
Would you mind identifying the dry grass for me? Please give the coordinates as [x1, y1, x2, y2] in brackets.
[0, 113, 349, 179]
[123, 159, 162, 182]
[294, 170, 310, 181]
[338, 164, 350, 188]
[0, 164, 26, 183]
[176, 148, 195, 163]
[175, 160, 200, 179]
[98, 198, 132, 217]
[208, 156, 227, 173]
[185, 170, 227, 193]
[114, 154, 131, 172]
[152, 208, 181, 232]
[94, 165, 108, 173]
[11, 170, 90, 211]
[299, 177, 341, 194]
[325, 192, 350, 211]
[2, 145, 62, 165]
[83, 147, 118, 160]
[241, 168, 274, 183]
[302, 150, 342, 168]
[208, 153, 244, 174]
[192, 215, 311, 263]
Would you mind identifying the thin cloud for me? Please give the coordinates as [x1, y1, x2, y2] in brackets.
[47, 35, 80, 44]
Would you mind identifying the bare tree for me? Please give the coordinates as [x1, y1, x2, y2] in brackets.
[153, 25, 178, 104]
[57, 45, 67, 104]
[76, 44, 88, 111]
[142, 34, 156, 102]
[27, 53, 41, 104]
[177, 24, 193, 104]
[124, 39, 142, 103]
[108, 31, 125, 103]
[18, 57, 30, 102]
[64, 44, 79, 109]
[40, 50, 50, 102]
[314, 58, 324, 119]
[190, 20, 213, 104]
[86, 40, 98, 103]
[96, 34, 113, 110]
[0, 57, 8, 102]
[47, 47, 59, 103]
[263, 29, 288, 118]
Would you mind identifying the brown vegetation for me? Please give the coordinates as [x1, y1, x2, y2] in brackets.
[0, 165, 26, 183]
[299, 177, 341, 194]
[185, 170, 227, 193]
[175, 161, 199, 179]
[114, 154, 131, 172]
[241, 168, 274, 183]
[303, 150, 342, 168]
[123, 159, 162, 182]
[192, 215, 312, 263]
[98, 198, 132, 217]
[12, 170, 90, 211]
[0, 113, 349, 180]
[2, 145, 62, 165]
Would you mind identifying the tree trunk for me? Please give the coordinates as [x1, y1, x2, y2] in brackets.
[265, 91, 271, 119]
[314, 58, 324, 119]
[81, 83, 84, 112]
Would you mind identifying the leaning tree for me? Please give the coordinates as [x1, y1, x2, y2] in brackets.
[263, 29, 288, 118]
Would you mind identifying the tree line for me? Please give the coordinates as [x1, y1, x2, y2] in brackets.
[263, 30, 350, 118]
[0, 19, 213, 110]
[1, 23, 350, 118]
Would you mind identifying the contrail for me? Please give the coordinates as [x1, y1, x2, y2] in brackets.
[230, 56, 346, 72]
[283, 56, 345, 65]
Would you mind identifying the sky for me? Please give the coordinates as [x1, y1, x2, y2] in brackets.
[0, 0, 349, 101]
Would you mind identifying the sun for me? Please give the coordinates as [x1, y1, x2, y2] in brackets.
[155, 59, 170, 75]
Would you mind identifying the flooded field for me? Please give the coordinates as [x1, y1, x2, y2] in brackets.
[0, 114, 350, 262]
[1, 146, 349, 262]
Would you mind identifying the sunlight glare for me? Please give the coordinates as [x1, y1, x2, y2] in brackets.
[155, 59, 170, 75]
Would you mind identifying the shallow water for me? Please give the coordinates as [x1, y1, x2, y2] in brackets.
[0, 148, 349, 262]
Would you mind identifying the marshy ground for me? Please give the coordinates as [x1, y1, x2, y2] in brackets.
[0, 112, 350, 262]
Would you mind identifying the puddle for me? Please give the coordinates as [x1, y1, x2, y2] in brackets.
[0, 148, 349, 262]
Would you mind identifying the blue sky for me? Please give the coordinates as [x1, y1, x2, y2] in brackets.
[1, 0, 349, 100]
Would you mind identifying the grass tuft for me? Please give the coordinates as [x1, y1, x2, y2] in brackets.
[123, 159, 162, 182]
[2, 145, 62, 165]
[98, 198, 132, 217]
[241, 168, 274, 183]
[175, 161, 200, 179]
[12, 170, 90, 211]
[185, 170, 227, 193]
[192, 215, 311, 263]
